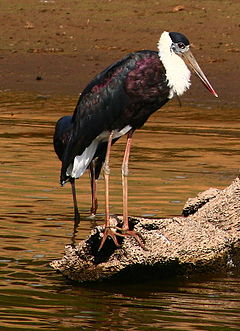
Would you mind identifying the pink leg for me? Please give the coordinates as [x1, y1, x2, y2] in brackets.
[99, 131, 121, 250]
[121, 131, 145, 248]
[122, 131, 132, 227]
[89, 161, 98, 216]
[99, 131, 145, 250]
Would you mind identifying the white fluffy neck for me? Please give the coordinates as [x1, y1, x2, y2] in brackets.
[158, 31, 191, 99]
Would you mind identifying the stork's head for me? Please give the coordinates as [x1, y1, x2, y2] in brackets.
[168, 32, 218, 97]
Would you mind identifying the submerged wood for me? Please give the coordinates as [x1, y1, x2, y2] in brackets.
[50, 177, 240, 282]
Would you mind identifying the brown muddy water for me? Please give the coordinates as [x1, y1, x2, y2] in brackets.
[0, 91, 240, 330]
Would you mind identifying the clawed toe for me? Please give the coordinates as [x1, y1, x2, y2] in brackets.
[98, 228, 122, 251]
[121, 229, 146, 250]
[99, 226, 146, 250]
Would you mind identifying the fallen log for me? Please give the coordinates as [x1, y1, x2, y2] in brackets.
[50, 177, 240, 282]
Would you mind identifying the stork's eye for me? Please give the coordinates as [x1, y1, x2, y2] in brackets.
[178, 42, 185, 49]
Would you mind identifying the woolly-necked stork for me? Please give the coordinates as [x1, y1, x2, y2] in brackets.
[56, 31, 218, 249]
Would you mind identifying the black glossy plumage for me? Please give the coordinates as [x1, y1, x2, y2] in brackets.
[60, 50, 170, 184]
[54, 116, 73, 161]
[54, 115, 107, 180]
[169, 32, 190, 46]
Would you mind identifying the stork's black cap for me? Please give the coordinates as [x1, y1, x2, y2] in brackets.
[169, 32, 190, 46]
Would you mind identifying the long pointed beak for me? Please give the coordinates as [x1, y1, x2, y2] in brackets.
[182, 50, 218, 97]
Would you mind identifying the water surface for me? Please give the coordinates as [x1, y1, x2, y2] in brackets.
[0, 91, 240, 330]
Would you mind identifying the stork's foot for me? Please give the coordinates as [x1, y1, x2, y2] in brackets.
[99, 227, 146, 250]
[121, 229, 146, 250]
[98, 227, 122, 251]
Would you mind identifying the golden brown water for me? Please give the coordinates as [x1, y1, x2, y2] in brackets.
[0, 91, 240, 330]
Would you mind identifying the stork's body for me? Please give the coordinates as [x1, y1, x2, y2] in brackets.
[61, 50, 171, 184]
[56, 31, 217, 249]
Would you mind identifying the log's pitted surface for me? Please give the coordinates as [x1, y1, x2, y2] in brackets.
[50, 177, 240, 282]
[182, 187, 221, 216]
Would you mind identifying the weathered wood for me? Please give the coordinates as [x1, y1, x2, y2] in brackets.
[50, 177, 240, 282]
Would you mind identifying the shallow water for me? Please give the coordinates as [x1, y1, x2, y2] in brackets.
[0, 91, 240, 330]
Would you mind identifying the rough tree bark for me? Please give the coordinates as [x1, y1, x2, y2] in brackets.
[50, 177, 240, 282]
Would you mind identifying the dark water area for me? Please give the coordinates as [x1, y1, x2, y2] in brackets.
[0, 91, 240, 330]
